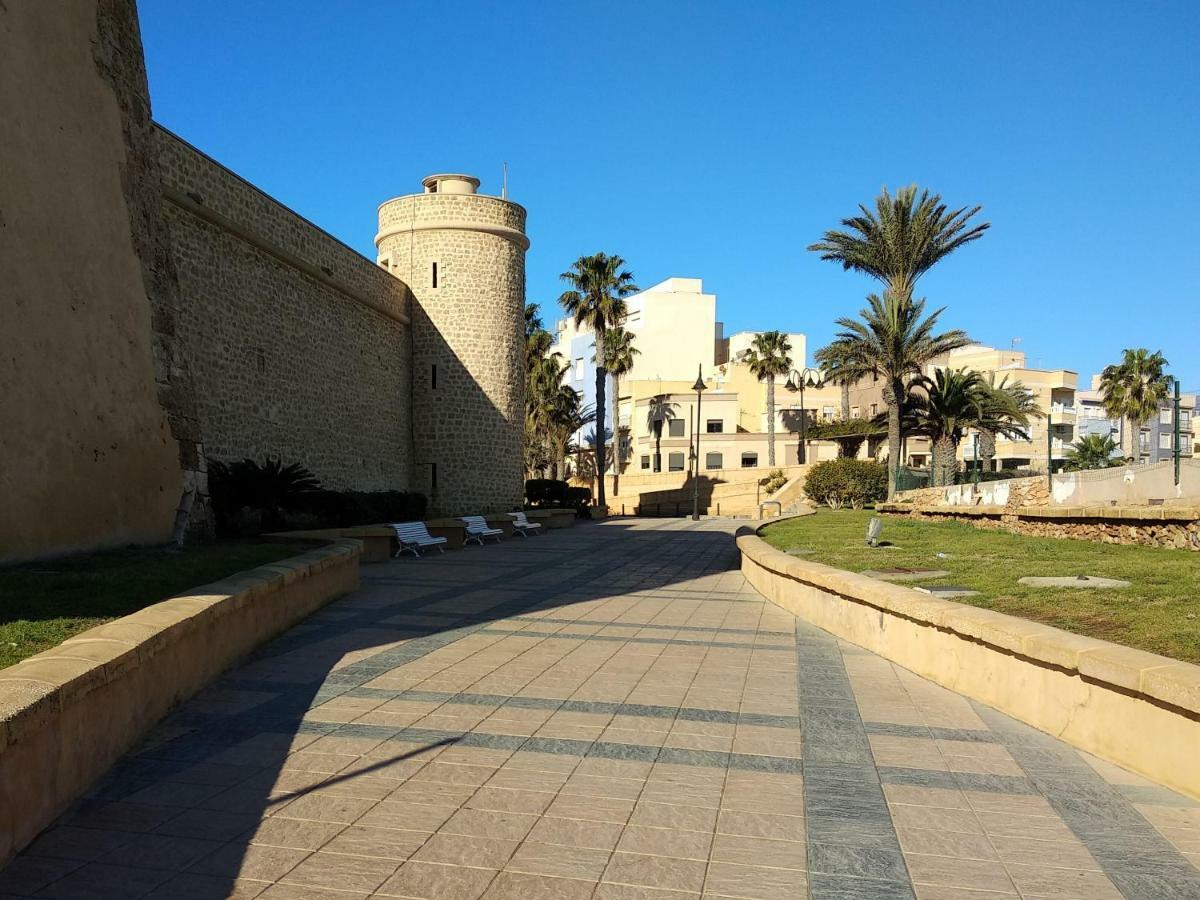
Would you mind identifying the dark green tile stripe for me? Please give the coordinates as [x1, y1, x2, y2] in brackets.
[795, 621, 915, 900]
[475, 627, 793, 651]
[971, 702, 1200, 900]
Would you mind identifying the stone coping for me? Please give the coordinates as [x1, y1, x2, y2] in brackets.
[878, 502, 1200, 521]
[0, 540, 361, 864]
[737, 530, 1200, 798]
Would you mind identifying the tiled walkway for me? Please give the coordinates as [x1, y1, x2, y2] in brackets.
[2, 519, 1199, 899]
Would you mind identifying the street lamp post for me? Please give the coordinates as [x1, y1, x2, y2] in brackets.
[692, 365, 707, 521]
[784, 367, 824, 464]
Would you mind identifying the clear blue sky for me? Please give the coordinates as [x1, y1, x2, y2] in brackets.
[139, 1, 1199, 390]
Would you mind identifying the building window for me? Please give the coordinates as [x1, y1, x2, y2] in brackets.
[668, 419, 685, 437]
[377, 256, 391, 270]
[1160, 408, 1172, 425]
[668, 452, 685, 472]
[431, 262, 439, 288]
[706, 419, 723, 434]
[574, 358, 584, 380]
[431, 364, 437, 389]
[640, 455, 651, 470]
[851, 406, 860, 419]
[1160, 433, 1172, 450]
[1182, 411, 1192, 430]
[822, 406, 834, 421]
[706, 452, 723, 470]
[870, 403, 878, 416]
[741, 452, 758, 468]
[430, 462, 438, 491]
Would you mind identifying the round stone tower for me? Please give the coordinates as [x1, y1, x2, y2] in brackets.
[376, 174, 527, 515]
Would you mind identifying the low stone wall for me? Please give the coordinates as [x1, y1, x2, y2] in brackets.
[879, 503, 1200, 551]
[737, 532, 1200, 800]
[0, 541, 360, 866]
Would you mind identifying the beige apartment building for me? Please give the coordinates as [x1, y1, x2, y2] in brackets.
[925, 344, 1078, 471]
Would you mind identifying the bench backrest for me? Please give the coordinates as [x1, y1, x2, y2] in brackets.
[391, 521, 434, 542]
[509, 511, 531, 526]
[460, 515, 490, 531]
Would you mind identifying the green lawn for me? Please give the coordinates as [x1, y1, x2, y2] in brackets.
[760, 509, 1200, 663]
[0, 542, 303, 669]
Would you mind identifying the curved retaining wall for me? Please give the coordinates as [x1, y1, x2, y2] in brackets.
[0, 540, 361, 866]
[737, 532, 1200, 800]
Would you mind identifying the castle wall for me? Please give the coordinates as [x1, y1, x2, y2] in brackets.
[377, 191, 526, 515]
[0, 0, 191, 562]
[157, 129, 414, 491]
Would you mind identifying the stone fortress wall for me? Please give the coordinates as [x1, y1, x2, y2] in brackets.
[1, 0, 528, 562]
[377, 177, 527, 514]
[0, 0, 199, 563]
[157, 128, 415, 492]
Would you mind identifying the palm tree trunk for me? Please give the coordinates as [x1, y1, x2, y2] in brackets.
[887, 377, 903, 499]
[594, 332, 607, 508]
[611, 374, 621, 498]
[978, 428, 997, 472]
[766, 375, 776, 467]
[933, 436, 955, 486]
[840, 380, 850, 420]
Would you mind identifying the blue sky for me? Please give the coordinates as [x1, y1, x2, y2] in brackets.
[139, 1, 1199, 390]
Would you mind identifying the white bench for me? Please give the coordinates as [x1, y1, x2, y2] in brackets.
[460, 515, 504, 546]
[390, 521, 448, 557]
[507, 511, 543, 537]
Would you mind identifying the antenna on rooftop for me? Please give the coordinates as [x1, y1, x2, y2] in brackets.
[1011, 337, 1022, 349]
[502, 162, 508, 200]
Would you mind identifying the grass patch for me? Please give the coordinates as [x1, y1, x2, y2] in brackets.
[760, 509, 1200, 663]
[0, 542, 304, 669]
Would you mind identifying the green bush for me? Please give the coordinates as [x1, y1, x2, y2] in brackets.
[803, 459, 887, 510]
[759, 468, 787, 495]
[525, 478, 569, 507]
[564, 486, 593, 516]
[295, 490, 428, 528]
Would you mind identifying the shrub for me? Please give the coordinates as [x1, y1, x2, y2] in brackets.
[564, 486, 593, 516]
[207, 456, 427, 536]
[208, 457, 321, 534]
[803, 459, 887, 510]
[759, 468, 787, 495]
[525, 478, 569, 507]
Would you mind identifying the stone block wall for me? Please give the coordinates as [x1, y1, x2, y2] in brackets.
[157, 129, 414, 492]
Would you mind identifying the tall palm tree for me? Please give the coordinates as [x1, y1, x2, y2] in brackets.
[1099, 349, 1171, 462]
[525, 303, 553, 373]
[808, 185, 990, 303]
[646, 395, 678, 473]
[741, 331, 793, 466]
[975, 374, 1041, 473]
[601, 328, 639, 497]
[558, 254, 639, 507]
[816, 292, 971, 498]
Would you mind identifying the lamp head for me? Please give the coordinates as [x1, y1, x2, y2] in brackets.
[692, 364, 707, 393]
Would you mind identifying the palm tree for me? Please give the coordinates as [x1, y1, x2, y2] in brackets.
[601, 328, 639, 497]
[524, 303, 553, 373]
[976, 374, 1042, 472]
[808, 185, 990, 304]
[1065, 433, 1119, 471]
[741, 331, 793, 466]
[646, 394, 678, 473]
[1099, 349, 1171, 462]
[816, 292, 971, 498]
[558, 254, 639, 507]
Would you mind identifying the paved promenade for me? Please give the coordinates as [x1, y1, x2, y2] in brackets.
[2, 519, 1198, 899]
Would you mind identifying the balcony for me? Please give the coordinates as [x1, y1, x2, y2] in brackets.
[1049, 403, 1077, 426]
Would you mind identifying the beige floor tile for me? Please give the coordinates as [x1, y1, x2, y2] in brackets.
[896, 826, 998, 860]
[616, 825, 712, 860]
[320, 824, 429, 860]
[629, 802, 719, 833]
[710, 833, 806, 870]
[702, 861, 807, 899]
[603, 852, 707, 893]
[412, 833, 519, 868]
[526, 816, 624, 850]
[357, 800, 456, 832]
[716, 810, 805, 841]
[376, 861, 498, 899]
[506, 841, 611, 880]
[889, 804, 985, 835]
[481, 871, 597, 900]
[1004, 862, 1124, 899]
[280, 850, 399, 892]
[905, 853, 1016, 893]
[242, 818, 345, 851]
